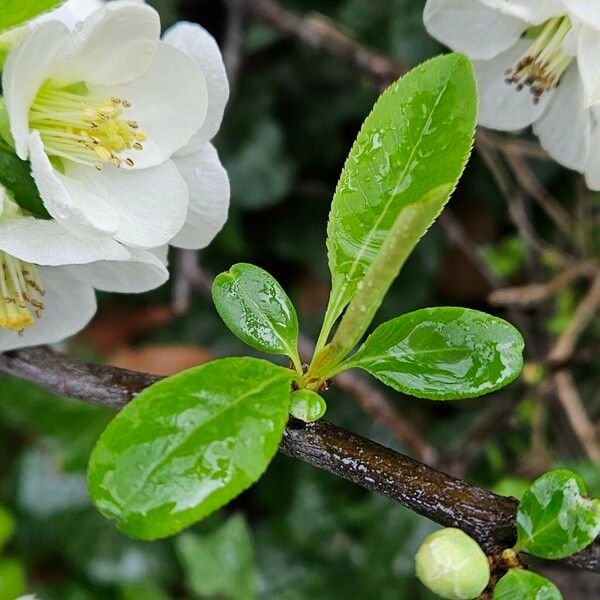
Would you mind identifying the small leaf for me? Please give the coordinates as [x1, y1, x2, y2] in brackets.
[289, 389, 326, 422]
[212, 263, 301, 366]
[175, 514, 257, 600]
[0, 505, 15, 551]
[0, 146, 50, 218]
[493, 570, 562, 600]
[0, 0, 65, 33]
[317, 52, 477, 352]
[340, 307, 523, 400]
[515, 470, 600, 559]
[0, 558, 25, 600]
[88, 358, 294, 540]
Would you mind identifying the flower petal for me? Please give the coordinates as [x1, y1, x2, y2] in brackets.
[93, 41, 208, 169]
[40, 0, 105, 30]
[0, 215, 130, 266]
[68, 246, 168, 293]
[576, 24, 600, 107]
[533, 65, 590, 171]
[51, 0, 161, 87]
[171, 143, 230, 249]
[474, 39, 554, 130]
[424, 0, 526, 60]
[563, 0, 600, 31]
[28, 131, 120, 239]
[481, 0, 565, 24]
[2, 20, 74, 159]
[63, 159, 189, 248]
[163, 21, 229, 148]
[0, 266, 96, 352]
[584, 108, 600, 189]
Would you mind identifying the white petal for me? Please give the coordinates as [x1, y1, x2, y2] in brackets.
[28, 131, 120, 239]
[424, 0, 526, 60]
[94, 41, 208, 168]
[576, 24, 600, 107]
[163, 22, 229, 147]
[584, 108, 600, 189]
[2, 20, 74, 159]
[68, 247, 168, 293]
[0, 266, 96, 352]
[39, 0, 105, 30]
[64, 160, 189, 248]
[171, 143, 229, 249]
[51, 1, 160, 87]
[0, 215, 130, 266]
[474, 39, 554, 130]
[533, 65, 591, 171]
[481, 0, 565, 24]
[563, 0, 600, 31]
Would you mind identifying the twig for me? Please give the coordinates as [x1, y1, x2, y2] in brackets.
[549, 272, 600, 366]
[553, 371, 600, 462]
[489, 261, 599, 307]
[0, 345, 598, 573]
[223, 0, 247, 91]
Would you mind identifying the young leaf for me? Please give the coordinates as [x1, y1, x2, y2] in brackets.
[493, 570, 562, 600]
[88, 357, 295, 540]
[315, 52, 477, 360]
[515, 470, 600, 559]
[0, 0, 64, 33]
[337, 307, 524, 400]
[0, 147, 50, 218]
[212, 263, 301, 369]
[289, 389, 327, 422]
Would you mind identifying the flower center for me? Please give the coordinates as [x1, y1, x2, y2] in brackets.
[0, 251, 44, 333]
[29, 82, 148, 170]
[505, 16, 574, 104]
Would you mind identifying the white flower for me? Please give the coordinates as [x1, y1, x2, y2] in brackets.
[424, 0, 600, 189]
[0, 186, 168, 351]
[3, 0, 229, 250]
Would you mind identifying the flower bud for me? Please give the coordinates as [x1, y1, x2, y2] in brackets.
[289, 389, 326, 422]
[415, 528, 490, 600]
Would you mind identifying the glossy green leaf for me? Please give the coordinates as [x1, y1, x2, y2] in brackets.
[212, 263, 301, 366]
[0, 146, 50, 218]
[289, 389, 327, 422]
[317, 52, 477, 353]
[338, 307, 524, 400]
[493, 570, 562, 600]
[88, 358, 294, 540]
[515, 470, 600, 559]
[0, 0, 64, 33]
[175, 514, 257, 600]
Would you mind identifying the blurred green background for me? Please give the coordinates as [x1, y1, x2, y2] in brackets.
[0, 0, 599, 598]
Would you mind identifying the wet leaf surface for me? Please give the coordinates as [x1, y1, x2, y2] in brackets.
[493, 569, 562, 600]
[342, 307, 523, 400]
[289, 389, 327, 422]
[88, 358, 294, 539]
[516, 470, 600, 559]
[213, 263, 300, 364]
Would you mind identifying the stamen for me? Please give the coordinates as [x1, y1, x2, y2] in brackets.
[505, 16, 574, 104]
[0, 251, 45, 333]
[29, 82, 148, 170]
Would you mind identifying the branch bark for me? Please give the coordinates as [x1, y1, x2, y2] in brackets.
[0, 345, 598, 573]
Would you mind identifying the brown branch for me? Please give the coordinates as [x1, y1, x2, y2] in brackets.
[0, 345, 598, 573]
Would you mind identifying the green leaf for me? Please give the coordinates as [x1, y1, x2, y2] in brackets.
[315, 52, 477, 360]
[0, 558, 25, 600]
[176, 514, 257, 600]
[0, 505, 15, 551]
[0, 0, 65, 33]
[493, 570, 562, 600]
[0, 146, 50, 218]
[338, 307, 524, 400]
[212, 263, 301, 368]
[88, 357, 294, 540]
[515, 469, 600, 559]
[289, 389, 327, 422]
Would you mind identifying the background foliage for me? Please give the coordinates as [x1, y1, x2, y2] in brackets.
[0, 0, 598, 598]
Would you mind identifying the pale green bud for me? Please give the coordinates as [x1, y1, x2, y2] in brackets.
[289, 389, 326, 422]
[415, 528, 490, 600]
